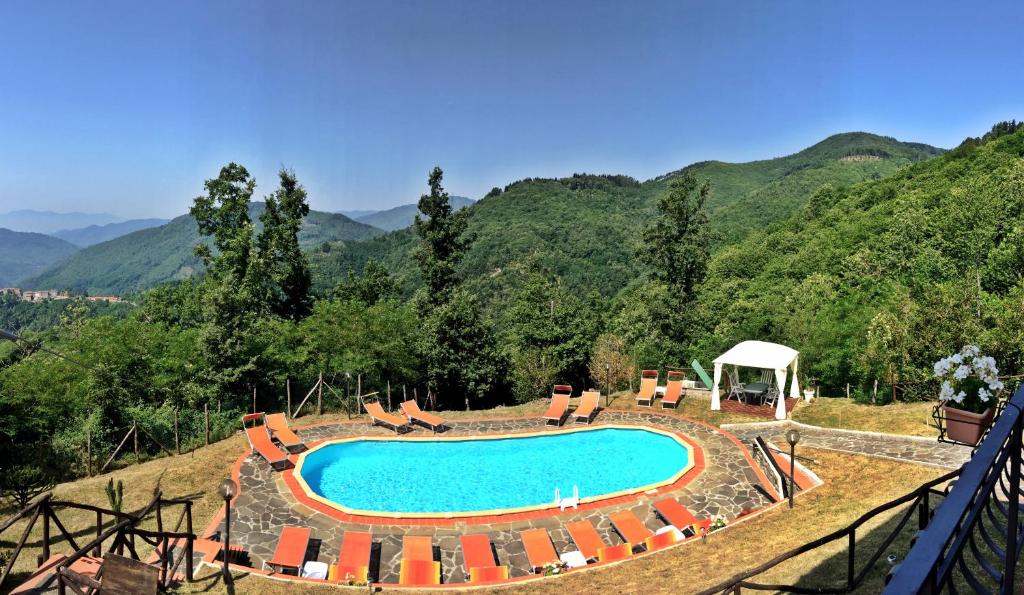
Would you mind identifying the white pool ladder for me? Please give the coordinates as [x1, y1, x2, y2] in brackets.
[554, 485, 579, 511]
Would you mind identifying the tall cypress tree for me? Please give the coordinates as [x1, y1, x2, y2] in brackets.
[412, 167, 501, 409]
[259, 168, 312, 320]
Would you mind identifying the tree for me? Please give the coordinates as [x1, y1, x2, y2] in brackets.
[589, 333, 636, 397]
[419, 289, 505, 410]
[413, 167, 472, 308]
[502, 269, 601, 401]
[190, 164, 261, 401]
[333, 260, 399, 305]
[259, 168, 312, 320]
[638, 172, 712, 306]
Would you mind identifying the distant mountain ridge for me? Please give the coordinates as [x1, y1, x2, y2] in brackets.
[53, 218, 170, 247]
[354, 196, 475, 231]
[0, 210, 123, 234]
[23, 203, 382, 294]
[0, 229, 79, 286]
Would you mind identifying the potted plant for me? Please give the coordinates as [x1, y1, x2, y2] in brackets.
[934, 345, 1004, 445]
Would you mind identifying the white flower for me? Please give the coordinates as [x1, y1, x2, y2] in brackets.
[934, 358, 951, 377]
[990, 379, 1004, 392]
[978, 387, 991, 402]
[961, 345, 980, 358]
[954, 365, 971, 380]
[950, 353, 963, 365]
[939, 381, 955, 401]
[953, 391, 967, 404]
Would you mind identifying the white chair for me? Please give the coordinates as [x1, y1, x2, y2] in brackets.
[725, 369, 746, 402]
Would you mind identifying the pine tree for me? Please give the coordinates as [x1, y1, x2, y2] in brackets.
[260, 168, 312, 320]
[413, 167, 471, 309]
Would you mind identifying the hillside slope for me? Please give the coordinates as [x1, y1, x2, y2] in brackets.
[0, 229, 79, 286]
[694, 123, 1024, 396]
[23, 204, 382, 294]
[53, 218, 170, 247]
[355, 196, 474, 231]
[311, 133, 942, 302]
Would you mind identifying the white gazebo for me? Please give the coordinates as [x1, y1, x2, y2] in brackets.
[710, 340, 802, 420]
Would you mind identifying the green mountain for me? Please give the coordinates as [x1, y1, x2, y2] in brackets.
[354, 196, 474, 231]
[23, 203, 382, 294]
[311, 132, 943, 304]
[53, 218, 170, 247]
[694, 122, 1024, 397]
[0, 229, 79, 286]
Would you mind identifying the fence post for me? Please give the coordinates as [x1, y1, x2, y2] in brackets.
[174, 409, 180, 455]
[185, 501, 194, 581]
[387, 381, 392, 411]
[252, 386, 256, 414]
[918, 490, 929, 530]
[204, 403, 210, 445]
[133, 422, 139, 462]
[847, 530, 856, 589]
[41, 505, 51, 563]
[95, 510, 102, 556]
[287, 379, 292, 419]
[317, 372, 323, 415]
[86, 430, 92, 477]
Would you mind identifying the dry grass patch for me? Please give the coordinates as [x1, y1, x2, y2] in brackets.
[792, 398, 938, 437]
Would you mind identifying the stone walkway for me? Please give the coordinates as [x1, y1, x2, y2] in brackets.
[723, 420, 973, 470]
[220, 411, 776, 584]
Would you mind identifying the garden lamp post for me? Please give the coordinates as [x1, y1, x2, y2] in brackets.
[786, 429, 801, 508]
[605, 362, 611, 408]
[218, 478, 238, 583]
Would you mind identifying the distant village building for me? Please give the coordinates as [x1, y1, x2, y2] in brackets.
[0, 288, 121, 303]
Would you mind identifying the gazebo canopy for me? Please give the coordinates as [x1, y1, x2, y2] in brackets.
[713, 340, 799, 370]
[710, 340, 802, 420]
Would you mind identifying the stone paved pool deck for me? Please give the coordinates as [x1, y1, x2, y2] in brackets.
[216, 410, 780, 584]
[722, 420, 972, 470]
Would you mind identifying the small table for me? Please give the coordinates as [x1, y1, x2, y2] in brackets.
[743, 382, 771, 402]
[560, 550, 587, 569]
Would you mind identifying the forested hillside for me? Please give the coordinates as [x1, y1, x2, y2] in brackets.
[0, 228, 78, 286]
[23, 203, 382, 294]
[311, 133, 942, 304]
[53, 218, 169, 247]
[692, 123, 1024, 397]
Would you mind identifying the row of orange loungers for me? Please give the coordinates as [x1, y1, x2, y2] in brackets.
[242, 412, 307, 470]
[260, 498, 707, 585]
[544, 386, 602, 426]
[636, 369, 686, 409]
[364, 399, 449, 433]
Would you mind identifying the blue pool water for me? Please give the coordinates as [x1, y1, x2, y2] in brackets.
[298, 428, 690, 514]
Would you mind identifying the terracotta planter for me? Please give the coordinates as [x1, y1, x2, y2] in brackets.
[942, 405, 994, 446]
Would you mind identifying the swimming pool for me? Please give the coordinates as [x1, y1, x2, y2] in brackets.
[294, 426, 694, 516]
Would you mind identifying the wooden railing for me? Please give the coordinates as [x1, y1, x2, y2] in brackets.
[0, 490, 196, 593]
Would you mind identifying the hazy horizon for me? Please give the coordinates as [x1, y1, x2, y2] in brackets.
[2, 0, 1022, 219]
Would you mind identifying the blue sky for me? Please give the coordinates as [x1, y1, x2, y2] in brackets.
[1, 1, 1022, 218]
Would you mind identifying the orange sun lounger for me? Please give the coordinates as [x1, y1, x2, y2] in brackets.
[400, 400, 447, 433]
[242, 413, 291, 471]
[644, 529, 683, 551]
[460, 534, 509, 583]
[400, 536, 440, 585]
[598, 542, 633, 563]
[331, 531, 372, 584]
[661, 371, 685, 409]
[521, 529, 560, 572]
[364, 401, 411, 433]
[265, 412, 305, 453]
[265, 526, 311, 575]
[573, 390, 601, 424]
[608, 511, 654, 550]
[565, 520, 609, 561]
[544, 385, 573, 426]
[636, 370, 658, 407]
[653, 498, 710, 537]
